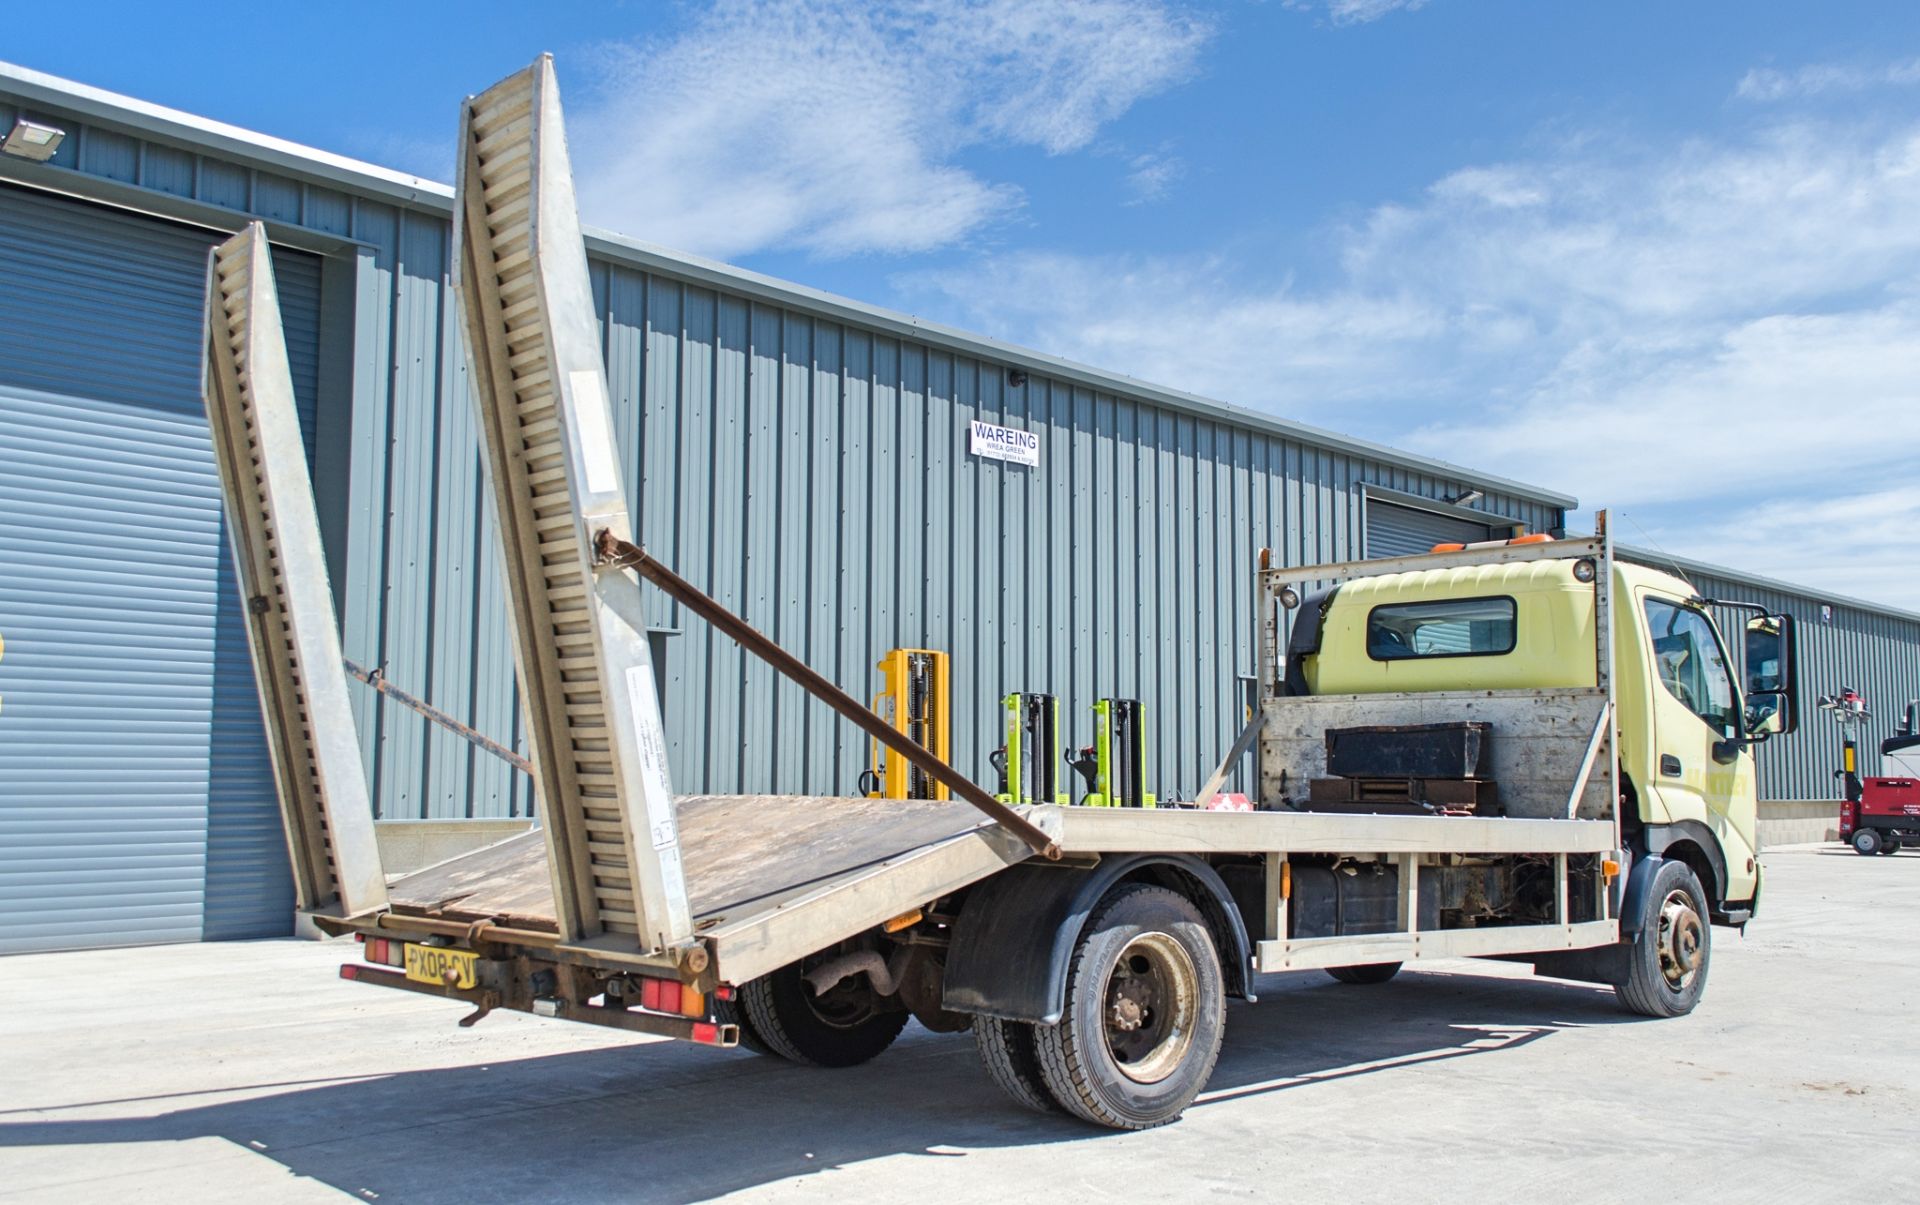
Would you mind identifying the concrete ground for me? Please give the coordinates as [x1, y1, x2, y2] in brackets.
[3, 846, 1916, 1204]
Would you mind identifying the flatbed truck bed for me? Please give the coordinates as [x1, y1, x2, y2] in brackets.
[389, 802, 1614, 977]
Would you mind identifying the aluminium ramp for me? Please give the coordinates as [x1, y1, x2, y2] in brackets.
[201, 223, 386, 919]
[452, 55, 693, 954]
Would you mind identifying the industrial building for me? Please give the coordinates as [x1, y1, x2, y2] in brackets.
[1, 61, 1914, 954]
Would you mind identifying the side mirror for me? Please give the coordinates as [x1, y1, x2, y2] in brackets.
[1744, 613, 1798, 736]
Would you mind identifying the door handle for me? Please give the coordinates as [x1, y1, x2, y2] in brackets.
[1660, 754, 1683, 777]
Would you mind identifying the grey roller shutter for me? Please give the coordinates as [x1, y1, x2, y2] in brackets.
[0, 184, 321, 952]
[1365, 500, 1496, 560]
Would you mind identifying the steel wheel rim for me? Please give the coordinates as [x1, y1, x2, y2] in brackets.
[1102, 932, 1198, 1084]
[1656, 888, 1703, 991]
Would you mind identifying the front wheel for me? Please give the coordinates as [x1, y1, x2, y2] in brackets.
[1032, 884, 1225, 1130]
[1615, 861, 1710, 1018]
[1854, 828, 1884, 856]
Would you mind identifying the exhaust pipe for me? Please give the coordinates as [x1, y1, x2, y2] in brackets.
[804, 947, 912, 997]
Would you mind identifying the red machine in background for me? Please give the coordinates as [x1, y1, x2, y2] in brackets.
[1824, 689, 1920, 855]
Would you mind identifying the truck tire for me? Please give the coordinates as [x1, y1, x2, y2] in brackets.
[1884, 838, 1903, 855]
[1032, 884, 1225, 1130]
[740, 960, 908, 1068]
[974, 1016, 1059, 1113]
[712, 994, 776, 1057]
[1853, 829, 1884, 856]
[1615, 861, 1710, 1018]
[1326, 963, 1401, 985]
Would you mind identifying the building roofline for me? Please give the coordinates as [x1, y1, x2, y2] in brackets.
[0, 58, 1578, 510]
[1618, 544, 1920, 625]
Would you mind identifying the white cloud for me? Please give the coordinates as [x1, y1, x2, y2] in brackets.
[897, 115, 1920, 608]
[1635, 485, 1920, 613]
[1123, 149, 1185, 204]
[1736, 56, 1920, 102]
[569, 0, 1211, 259]
[1286, 0, 1430, 26]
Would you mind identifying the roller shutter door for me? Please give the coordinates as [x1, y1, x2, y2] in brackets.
[1365, 499, 1497, 560]
[0, 184, 321, 952]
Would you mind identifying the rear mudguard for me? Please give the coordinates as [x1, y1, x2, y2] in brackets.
[943, 854, 1254, 1025]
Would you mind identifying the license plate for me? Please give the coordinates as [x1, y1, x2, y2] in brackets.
[404, 944, 478, 989]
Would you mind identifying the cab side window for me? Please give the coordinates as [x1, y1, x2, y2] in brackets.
[1365, 597, 1516, 660]
[1643, 598, 1738, 735]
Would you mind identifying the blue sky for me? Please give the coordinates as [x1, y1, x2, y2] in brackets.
[15, 1, 1920, 606]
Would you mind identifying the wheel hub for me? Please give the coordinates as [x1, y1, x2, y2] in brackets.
[1108, 978, 1149, 1031]
[1656, 889, 1703, 990]
[1102, 932, 1198, 1084]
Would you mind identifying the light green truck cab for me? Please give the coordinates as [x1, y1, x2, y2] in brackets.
[1298, 555, 1798, 923]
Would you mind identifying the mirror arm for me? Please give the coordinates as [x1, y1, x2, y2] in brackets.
[1697, 596, 1774, 618]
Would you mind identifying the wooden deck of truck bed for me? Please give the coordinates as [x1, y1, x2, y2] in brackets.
[386, 794, 1003, 934]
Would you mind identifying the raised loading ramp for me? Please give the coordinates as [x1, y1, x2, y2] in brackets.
[200, 223, 386, 920]
[451, 56, 693, 954]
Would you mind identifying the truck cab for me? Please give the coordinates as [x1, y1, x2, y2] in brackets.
[1289, 553, 1798, 924]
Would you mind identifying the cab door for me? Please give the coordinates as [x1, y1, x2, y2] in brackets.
[1638, 592, 1759, 903]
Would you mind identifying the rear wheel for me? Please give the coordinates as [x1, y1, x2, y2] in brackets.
[974, 1016, 1059, 1113]
[1854, 828, 1884, 856]
[1326, 962, 1401, 985]
[1032, 884, 1225, 1130]
[740, 959, 908, 1068]
[1615, 861, 1710, 1018]
[1885, 838, 1903, 855]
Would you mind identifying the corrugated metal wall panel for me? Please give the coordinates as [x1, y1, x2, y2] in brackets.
[335, 237, 1564, 814]
[0, 184, 318, 952]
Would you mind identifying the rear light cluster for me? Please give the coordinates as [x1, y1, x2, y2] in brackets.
[635, 976, 705, 1018]
[362, 936, 404, 968]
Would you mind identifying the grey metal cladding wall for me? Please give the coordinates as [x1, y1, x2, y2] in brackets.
[582, 263, 1561, 806]
[1666, 564, 1920, 802]
[0, 183, 318, 951]
[340, 237, 1561, 817]
[338, 206, 529, 823]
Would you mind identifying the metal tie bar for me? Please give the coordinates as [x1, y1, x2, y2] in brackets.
[343, 659, 533, 776]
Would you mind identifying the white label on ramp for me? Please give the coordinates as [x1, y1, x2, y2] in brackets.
[625, 663, 680, 850]
[569, 369, 622, 496]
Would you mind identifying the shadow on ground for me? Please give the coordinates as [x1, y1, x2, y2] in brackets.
[0, 968, 1639, 1203]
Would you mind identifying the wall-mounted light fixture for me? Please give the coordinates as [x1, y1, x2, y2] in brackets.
[1007, 368, 1028, 388]
[3, 118, 66, 162]
[1445, 488, 1484, 507]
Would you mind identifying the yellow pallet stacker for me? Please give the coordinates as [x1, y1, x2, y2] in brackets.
[860, 648, 950, 800]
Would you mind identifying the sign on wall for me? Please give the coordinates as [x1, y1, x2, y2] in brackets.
[969, 420, 1040, 468]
